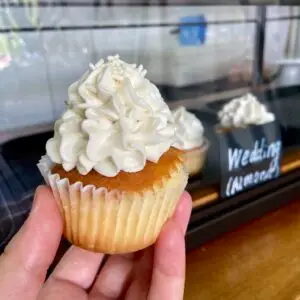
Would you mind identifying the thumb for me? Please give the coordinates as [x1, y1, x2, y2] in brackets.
[0, 186, 63, 300]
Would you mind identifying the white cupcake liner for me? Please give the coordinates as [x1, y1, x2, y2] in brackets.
[37, 155, 187, 254]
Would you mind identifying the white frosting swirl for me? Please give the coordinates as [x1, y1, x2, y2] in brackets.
[172, 106, 204, 150]
[218, 93, 275, 128]
[46, 55, 176, 177]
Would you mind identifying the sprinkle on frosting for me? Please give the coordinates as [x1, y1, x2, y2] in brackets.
[218, 93, 275, 128]
[46, 55, 176, 177]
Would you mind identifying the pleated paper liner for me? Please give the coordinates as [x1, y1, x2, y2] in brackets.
[38, 155, 187, 254]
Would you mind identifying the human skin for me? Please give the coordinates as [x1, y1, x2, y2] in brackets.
[0, 186, 192, 300]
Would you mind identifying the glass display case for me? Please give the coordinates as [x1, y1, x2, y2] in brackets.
[1, 2, 300, 252]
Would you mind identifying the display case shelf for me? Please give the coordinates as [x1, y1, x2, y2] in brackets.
[187, 148, 300, 251]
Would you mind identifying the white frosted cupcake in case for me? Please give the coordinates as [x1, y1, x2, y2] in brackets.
[38, 55, 188, 254]
[218, 93, 275, 129]
[172, 106, 209, 176]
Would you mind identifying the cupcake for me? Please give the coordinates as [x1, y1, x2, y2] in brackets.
[38, 55, 188, 254]
[217, 93, 275, 130]
[172, 106, 209, 176]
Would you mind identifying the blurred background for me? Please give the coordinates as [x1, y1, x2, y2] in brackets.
[1, 1, 300, 251]
[0, 3, 299, 133]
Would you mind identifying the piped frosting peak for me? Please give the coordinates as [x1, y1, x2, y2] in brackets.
[218, 93, 275, 128]
[46, 55, 176, 177]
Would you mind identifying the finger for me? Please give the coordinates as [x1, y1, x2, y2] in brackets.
[89, 254, 134, 300]
[47, 246, 105, 289]
[0, 186, 63, 300]
[125, 247, 154, 300]
[148, 219, 185, 300]
[38, 280, 87, 300]
[125, 191, 191, 299]
[172, 191, 192, 233]
[39, 247, 105, 300]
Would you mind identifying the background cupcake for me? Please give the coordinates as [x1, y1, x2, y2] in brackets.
[217, 93, 275, 129]
[172, 106, 209, 177]
[215, 93, 280, 199]
[38, 55, 187, 254]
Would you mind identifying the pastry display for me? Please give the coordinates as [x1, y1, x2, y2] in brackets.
[38, 55, 188, 254]
[172, 106, 209, 176]
[217, 93, 275, 129]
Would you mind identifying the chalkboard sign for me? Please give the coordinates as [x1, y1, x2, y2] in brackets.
[218, 121, 282, 198]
